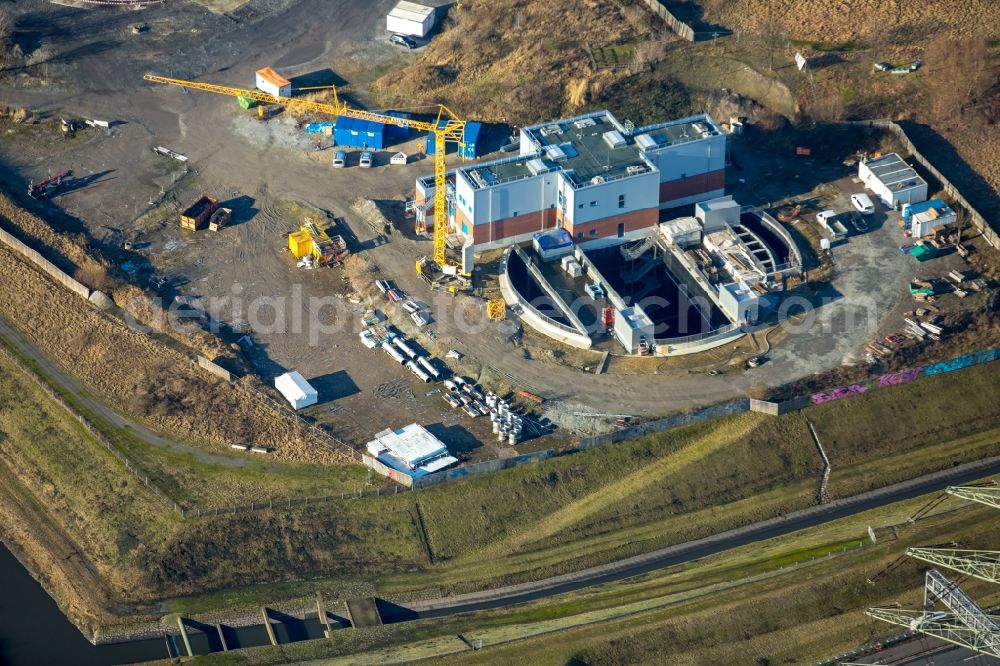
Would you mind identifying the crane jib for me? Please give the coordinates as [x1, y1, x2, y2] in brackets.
[143, 73, 465, 268]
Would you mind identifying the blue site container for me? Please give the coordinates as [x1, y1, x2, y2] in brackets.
[460, 122, 483, 159]
[384, 112, 411, 139]
[425, 121, 448, 155]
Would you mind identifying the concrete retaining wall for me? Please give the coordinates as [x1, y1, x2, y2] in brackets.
[749, 396, 809, 415]
[758, 211, 803, 274]
[0, 227, 90, 300]
[657, 324, 743, 355]
[362, 454, 416, 488]
[197, 356, 233, 382]
[500, 248, 593, 350]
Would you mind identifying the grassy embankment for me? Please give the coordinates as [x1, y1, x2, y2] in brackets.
[163, 357, 1000, 620]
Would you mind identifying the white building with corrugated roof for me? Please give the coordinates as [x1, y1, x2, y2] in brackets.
[387, 1, 437, 37]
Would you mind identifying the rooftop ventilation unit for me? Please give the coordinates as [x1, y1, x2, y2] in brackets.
[574, 118, 597, 129]
[634, 133, 658, 151]
[590, 175, 606, 185]
[544, 144, 568, 161]
[540, 124, 562, 137]
[526, 158, 554, 175]
[626, 165, 645, 176]
[469, 169, 489, 189]
[603, 130, 626, 149]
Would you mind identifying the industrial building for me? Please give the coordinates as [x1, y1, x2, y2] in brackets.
[366, 423, 457, 475]
[414, 110, 726, 253]
[859, 153, 928, 208]
[255, 67, 291, 98]
[386, 1, 437, 37]
[274, 371, 318, 410]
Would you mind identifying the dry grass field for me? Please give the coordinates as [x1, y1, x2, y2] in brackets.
[372, 0, 657, 125]
[700, 0, 1000, 43]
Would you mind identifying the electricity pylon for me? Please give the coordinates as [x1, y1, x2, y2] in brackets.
[866, 569, 1000, 656]
[907, 548, 1000, 585]
[946, 483, 1000, 509]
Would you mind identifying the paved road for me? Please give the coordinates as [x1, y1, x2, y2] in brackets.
[387, 454, 1000, 620]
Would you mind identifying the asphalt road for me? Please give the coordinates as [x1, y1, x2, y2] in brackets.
[391, 455, 1000, 621]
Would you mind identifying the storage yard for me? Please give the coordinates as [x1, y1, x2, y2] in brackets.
[0, 0, 999, 663]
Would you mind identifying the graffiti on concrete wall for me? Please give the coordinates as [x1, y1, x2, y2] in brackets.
[811, 346, 1000, 406]
[877, 367, 923, 387]
[812, 384, 868, 404]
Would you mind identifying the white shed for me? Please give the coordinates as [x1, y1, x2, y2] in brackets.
[255, 67, 291, 98]
[274, 371, 318, 410]
[387, 1, 436, 37]
[858, 153, 927, 208]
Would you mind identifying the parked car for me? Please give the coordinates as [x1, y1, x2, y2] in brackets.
[332, 150, 346, 168]
[359, 151, 373, 168]
[389, 33, 417, 49]
[851, 192, 875, 215]
[849, 211, 869, 233]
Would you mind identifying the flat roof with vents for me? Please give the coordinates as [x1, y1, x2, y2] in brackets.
[461, 110, 721, 190]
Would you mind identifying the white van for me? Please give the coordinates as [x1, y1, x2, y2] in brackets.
[332, 150, 347, 168]
[851, 193, 875, 215]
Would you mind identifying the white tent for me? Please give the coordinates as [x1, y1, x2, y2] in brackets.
[387, 1, 436, 37]
[274, 371, 318, 410]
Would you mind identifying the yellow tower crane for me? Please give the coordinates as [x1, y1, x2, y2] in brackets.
[143, 74, 464, 268]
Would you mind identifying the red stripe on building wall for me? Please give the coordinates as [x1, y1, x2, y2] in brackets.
[659, 169, 725, 203]
[471, 208, 557, 244]
[565, 208, 658, 240]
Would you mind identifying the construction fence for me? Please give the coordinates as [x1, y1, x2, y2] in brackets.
[640, 0, 695, 41]
[0, 226, 90, 300]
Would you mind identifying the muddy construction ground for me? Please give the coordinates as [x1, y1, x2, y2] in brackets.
[0, 0, 994, 461]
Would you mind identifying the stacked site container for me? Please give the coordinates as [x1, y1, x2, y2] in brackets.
[384, 111, 411, 139]
[333, 116, 386, 149]
[460, 122, 482, 159]
[426, 121, 483, 158]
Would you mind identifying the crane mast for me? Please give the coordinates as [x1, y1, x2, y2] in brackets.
[143, 74, 464, 267]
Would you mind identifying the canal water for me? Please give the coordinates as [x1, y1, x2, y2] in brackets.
[0, 542, 330, 664]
